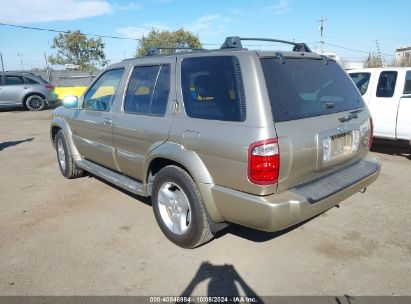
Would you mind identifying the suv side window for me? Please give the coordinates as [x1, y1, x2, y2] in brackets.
[376, 71, 397, 98]
[124, 65, 170, 116]
[5, 76, 24, 85]
[349, 72, 371, 95]
[181, 56, 246, 122]
[404, 71, 411, 95]
[83, 68, 124, 111]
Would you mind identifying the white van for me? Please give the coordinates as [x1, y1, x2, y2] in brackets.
[348, 68, 411, 143]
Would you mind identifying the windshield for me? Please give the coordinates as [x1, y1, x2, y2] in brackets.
[260, 58, 365, 122]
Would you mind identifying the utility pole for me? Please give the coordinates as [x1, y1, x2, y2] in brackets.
[44, 52, 51, 81]
[317, 17, 327, 54]
[375, 39, 384, 67]
[17, 53, 23, 71]
[0, 52, 4, 72]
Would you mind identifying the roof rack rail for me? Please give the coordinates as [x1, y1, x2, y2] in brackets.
[145, 46, 204, 56]
[220, 36, 312, 53]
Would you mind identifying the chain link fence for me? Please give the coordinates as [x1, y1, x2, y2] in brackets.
[17, 70, 101, 87]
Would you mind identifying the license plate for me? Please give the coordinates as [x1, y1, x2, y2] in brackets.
[322, 132, 354, 164]
[331, 132, 353, 157]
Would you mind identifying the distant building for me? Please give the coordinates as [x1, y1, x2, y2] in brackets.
[395, 46, 411, 64]
[64, 64, 80, 70]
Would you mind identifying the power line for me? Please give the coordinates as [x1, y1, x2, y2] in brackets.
[324, 42, 395, 57]
[0, 22, 140, 41]
[0, 21, 397, 57]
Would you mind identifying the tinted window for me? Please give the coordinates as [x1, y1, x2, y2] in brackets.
[404, 71, 411, 94]
[376, 71, 397, 98]
[83, 69, 124, 111]
[5, 76, 24, 85]
[181, 56, 246, 122]
[25, 77, 39, 84]
[124, 65, 170, 116]
[349, 72, 371, 95]
[260, 58, 365, 122]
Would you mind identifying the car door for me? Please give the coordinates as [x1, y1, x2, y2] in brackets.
[0, 75, 26, 105]
[70, 68, 125, 171]
[111, 58, 175, 181]
[396, 70, 411, 140]
[367, 70, 400, 139]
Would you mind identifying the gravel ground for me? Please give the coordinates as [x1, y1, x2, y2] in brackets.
[0, 109, 410, 296]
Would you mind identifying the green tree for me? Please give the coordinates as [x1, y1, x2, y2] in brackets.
[49, 30, 108, 70]
[135, 28, 202, 57]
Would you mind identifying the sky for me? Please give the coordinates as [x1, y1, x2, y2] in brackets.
[0, 0, 410, 70]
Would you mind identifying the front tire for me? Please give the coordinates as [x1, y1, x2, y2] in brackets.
[55, 130, 83, 179]
[152, 166, 214, 248]
[25, 94, 46, 111]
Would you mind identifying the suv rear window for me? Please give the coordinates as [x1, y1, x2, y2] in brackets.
[181, 56, 246, 122]
[260, 58, 364, 122]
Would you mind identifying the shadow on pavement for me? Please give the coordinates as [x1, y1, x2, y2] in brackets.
[0, 138, 34, 151]
[87, 174, 152, 206]
[180, 261, 263, 302]
[215, 216, 315, 243]
[371, 139, 410, 160]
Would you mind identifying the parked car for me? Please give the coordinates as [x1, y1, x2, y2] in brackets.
[348, 67, 411, 143]
[50, 36, 380, 248]
[0, 72, 57, 111]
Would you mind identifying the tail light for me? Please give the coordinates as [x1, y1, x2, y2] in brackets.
[248, 138, 280, 185]
[44, 83, 54, 89]
[368, 117, 373, 149]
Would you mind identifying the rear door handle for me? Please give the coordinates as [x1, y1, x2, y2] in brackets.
[104, 118, 112, 126]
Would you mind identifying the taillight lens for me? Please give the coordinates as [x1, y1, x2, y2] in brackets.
[44, 83, 54, 89]
[248, 138, 280, 185]
[368, 117, 373, 149]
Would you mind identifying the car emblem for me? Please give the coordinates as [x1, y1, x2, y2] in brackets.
[337, 125, 348, 133]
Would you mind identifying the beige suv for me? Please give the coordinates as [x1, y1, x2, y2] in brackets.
[50, 37, 380, 248]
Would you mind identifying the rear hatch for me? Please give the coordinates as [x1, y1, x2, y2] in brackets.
[259, 54, 372, 191]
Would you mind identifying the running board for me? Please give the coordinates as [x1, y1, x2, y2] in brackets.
[76, 159, 146, 196]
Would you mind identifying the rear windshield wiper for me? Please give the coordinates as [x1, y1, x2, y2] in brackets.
[338, 108, 363, 122]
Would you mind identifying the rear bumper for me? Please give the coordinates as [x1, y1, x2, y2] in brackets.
[208, 157, 380, 232]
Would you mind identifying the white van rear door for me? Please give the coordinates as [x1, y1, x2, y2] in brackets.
[396, 70, 411, 140]
[368, 70, 401, 139]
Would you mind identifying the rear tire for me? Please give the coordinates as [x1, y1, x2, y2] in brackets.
[55, 130, 83, 179]
[25, 94, 46, 111]
[152, 166, 214, 248]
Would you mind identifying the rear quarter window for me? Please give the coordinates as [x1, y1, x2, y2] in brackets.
[181, 56, 246, 122]
[260, 58, 365, 122]
[349, 72, 371, 95]
[25, 77, 39, 84]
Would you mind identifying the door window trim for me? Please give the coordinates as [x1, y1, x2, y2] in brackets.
[4, 75, 25, 86]
[121, 63, 171, 117]
[403, 70, 411, 95]
[81, 68, 125, 112]
[376, 70, 398, 98]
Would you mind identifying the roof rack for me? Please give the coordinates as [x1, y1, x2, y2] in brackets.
[145, 46, 204, 56]
[220, 36, 312, 53]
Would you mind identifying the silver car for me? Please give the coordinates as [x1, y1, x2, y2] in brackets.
[0, 72, 57, 111]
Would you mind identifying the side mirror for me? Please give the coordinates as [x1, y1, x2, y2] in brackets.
[62, 95, 79, 109]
